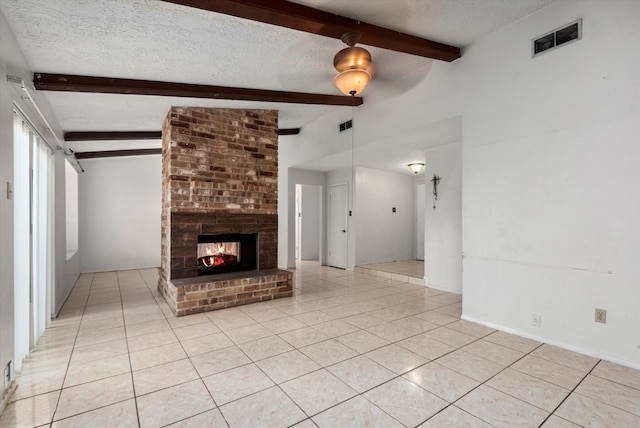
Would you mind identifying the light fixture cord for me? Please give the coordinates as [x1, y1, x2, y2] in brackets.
[351, 92, 355, 212]
[349, 92, 356, 270]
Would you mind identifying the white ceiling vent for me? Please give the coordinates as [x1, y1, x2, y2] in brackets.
[532, 19, 582, 57]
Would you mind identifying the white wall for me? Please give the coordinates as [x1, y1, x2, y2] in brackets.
[424, 141, 462, 292]
[300, 185, 321, 260]
[460, 1, 640, 367]
[79, 155, 161, 272]
[355, 167, 414, 265]
[278, 1, 640, 367]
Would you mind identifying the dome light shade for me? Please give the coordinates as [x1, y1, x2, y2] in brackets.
[408, 162, 425, 174]
[334, 69, 371, 96]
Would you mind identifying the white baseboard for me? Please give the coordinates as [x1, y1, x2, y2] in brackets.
[461, 314, 640, 371]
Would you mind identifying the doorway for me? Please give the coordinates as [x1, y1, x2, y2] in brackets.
[295, 184, 322, 262]
[328, 183, 348, 269]
[416, 183, 426, 260]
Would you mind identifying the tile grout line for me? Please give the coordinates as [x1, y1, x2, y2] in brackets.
[123, 270, 144, 428]
[47, 272, 94, 426]
[148, 275, 450, 424]
[140, 268, 230, 427]
[423, 340, 548, 427]
[151, 272, 233, 427]
[536, 359, 601, 427]
[54, 273, 140, 425]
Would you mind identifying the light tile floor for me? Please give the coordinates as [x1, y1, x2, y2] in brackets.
[2, 263, 640, 427]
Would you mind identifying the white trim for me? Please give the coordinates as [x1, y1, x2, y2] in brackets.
[461, 314, 640, 371]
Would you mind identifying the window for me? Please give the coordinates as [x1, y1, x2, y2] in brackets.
[65, 160, 79, 259]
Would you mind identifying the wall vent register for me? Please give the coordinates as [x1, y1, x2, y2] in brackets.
[533, 19, 582, 56]
[339, 119, 353, 133]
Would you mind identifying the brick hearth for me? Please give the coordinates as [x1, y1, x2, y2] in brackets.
[158, 107, 292, 316]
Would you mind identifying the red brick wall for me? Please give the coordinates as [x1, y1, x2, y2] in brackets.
[163, 107, 278, 214]
[170, 271, 292, 316]
[159, 107, 279, 291]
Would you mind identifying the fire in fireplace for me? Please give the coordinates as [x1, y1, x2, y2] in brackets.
[198, 242, 239, 269]
[197, 233, 257, 276]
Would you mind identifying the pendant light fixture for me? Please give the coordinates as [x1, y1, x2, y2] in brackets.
[333, 31, 372, 96]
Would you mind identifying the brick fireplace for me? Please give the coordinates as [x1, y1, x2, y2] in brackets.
[158, 107, 292, 316]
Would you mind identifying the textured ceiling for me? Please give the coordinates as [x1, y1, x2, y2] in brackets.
[1, 0, 555, 172]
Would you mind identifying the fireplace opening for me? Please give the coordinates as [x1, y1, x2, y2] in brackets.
[197, 233, 257, 276]
[198, 242, 240, 269]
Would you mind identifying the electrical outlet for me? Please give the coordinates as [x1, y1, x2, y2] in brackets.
[531, 314, 541, 327]
[595, 308, 607, 324]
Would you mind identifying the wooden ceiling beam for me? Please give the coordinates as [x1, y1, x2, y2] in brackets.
[64, 131, 162, 141]
[33, 73, 363, 106]
[75, 149, 162, 159]
[278, 128, 301, 136]
[64, 129, 300, 140]
[161, 0, 461, 62]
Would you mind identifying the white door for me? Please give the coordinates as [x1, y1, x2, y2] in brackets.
[416, 183, 425, 260]
[328, 184, 348, 269]
[295, 185, 301, 260]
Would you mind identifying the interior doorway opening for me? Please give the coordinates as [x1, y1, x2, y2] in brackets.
[295, 184, 323, 263]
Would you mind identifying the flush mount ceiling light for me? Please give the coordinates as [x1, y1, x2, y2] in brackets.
[408, 162, 425, 174]
[334, 31, 372, 96]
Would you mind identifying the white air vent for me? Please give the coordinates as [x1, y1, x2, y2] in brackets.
[339, 119, 353, 133]
[532, 19, 582, 57]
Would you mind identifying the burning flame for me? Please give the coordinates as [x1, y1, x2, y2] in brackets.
[205, 244, 227, 256]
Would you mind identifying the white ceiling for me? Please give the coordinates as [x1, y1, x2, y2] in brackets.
[1, 0, 555, 172]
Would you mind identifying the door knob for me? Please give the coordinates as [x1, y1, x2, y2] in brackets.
[342, 229, 346, 233]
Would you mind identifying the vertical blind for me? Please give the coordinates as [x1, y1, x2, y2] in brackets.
[13, 109, 53, 372]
